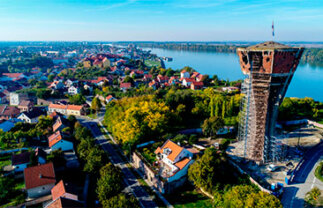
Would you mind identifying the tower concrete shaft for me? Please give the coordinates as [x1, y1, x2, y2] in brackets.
[237, 41, 304, 162]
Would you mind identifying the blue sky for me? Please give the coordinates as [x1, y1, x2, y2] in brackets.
[0, 0, 322, 41]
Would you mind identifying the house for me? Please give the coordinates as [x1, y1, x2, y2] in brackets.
[68, 86, 80, 95]
[53, 116, 69, 132]
[35, 148, 47, 164]
[180, 70, 190, 79]
[24, 163, 56, 198]
[18, 107, 46, 123]
[48, 131, 74, 152]
[18, 100, 34, 112]
[66, 105, 83, 116]
[2, 73, 25, 81]
[45, 197, 83, 208]
[51, 180, 78, 201]
[102, 57, 111, 68]
[168, 76, 179, 85]
[105, 95, 116, 103]
[222, 86, 239, 93]
[48, 104, 67, 115]
[132, 140, 194, 194]
[120, 82, 132, 91]
[0, 105, 20, 120]
[9, 92, 28, 106]
[65, 79, 78, 88]
[190, 81, 204, 90]
[48, 80, 64, 90]
[154, 140, 194, 192]
[0, 118, 22, 132]
[182, 78, 195, 87]
[12, 152, 31, 172]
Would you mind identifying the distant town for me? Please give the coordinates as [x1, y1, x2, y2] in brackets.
[0, 41, 322, 208]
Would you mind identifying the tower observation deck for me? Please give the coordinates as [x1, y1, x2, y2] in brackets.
[237, 41, 304, 163]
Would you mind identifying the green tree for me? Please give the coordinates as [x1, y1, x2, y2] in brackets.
[91, 97, 102, 113]
[83, 147, 107, 174]
[102, 193, 140, 208]
[188, 148, 229, 192]
[69, 94, 86, 105]
[202, 116, 224, 137]
[97, 163, 123, 202]
[245, 191, 283, 208]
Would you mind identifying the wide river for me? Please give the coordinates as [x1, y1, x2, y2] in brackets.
[144, 47, 323, 102]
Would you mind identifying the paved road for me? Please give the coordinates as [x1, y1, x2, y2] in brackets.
[77, 116, 157, 208]
[281, 142, 323, 208]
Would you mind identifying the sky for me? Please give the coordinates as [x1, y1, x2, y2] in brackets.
[0, 0, 322, 41]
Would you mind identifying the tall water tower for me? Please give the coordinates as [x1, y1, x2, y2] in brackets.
[237, 41, 304, 163]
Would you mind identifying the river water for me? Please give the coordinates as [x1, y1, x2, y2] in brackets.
[144, 47, 323, 102]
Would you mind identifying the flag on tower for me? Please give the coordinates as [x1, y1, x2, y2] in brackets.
[272, 21, 275, 37]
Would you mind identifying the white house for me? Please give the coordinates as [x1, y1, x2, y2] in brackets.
[105, 95, 116, 103]
[48, 131, 74, 152]
[182, 78, 195, 87]
[12, 152, 31, 172]
[154, 140, 194, 183]
[68, 86, 80, 95]
[180, 70, 190, 79]
[24, 163, 56, 198]
[17, 108, 45, 123]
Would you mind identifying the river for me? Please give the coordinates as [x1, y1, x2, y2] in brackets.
[144, 47, 323, 102]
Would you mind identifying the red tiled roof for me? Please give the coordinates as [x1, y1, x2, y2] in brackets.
[24, 163, 56, 189]
[49, 104, 67, 110]
[2, 73, 23, 78]
[67, 105, 83, 111]
[155, 140, 184, 162]
[106, 95, 113, 100]
[183, 78, 195, 82]
[175, 158, 191, 170]
[48, 131, 63, 147]
[191, 81, 204, 86]
[51, 180, 78, 201]
[120, 82, 132, 88]
[51, 180, 65, 200]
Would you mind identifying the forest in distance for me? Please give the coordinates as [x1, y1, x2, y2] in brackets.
[116, 42, 323, 67]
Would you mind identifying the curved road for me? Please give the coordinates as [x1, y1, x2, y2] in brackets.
[281, 142, 323, 208]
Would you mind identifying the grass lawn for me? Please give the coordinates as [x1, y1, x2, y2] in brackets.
[315, 161, 323, 182]
[0, 154, 11, 170]
[145, 59, 161, 68]
[87, 113, 97, 119]
[164, 184, 213, 208]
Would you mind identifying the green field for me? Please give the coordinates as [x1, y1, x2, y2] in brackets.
[145, 59, 161, 68]
[165, 184, 213, 208]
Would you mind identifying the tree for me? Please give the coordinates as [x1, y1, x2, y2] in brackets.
[97, 163, 123, 202]
[83, 147, 107, 174]
[69, 94, 86, 105]
[188, 148, 229, 192]
[48, 74, 55, 82]
[91, 97, 102, 113]
[305, 187, 321, 206]
[102, 193, 140, 208]
[245, 191, 283, 208]
[202, 116, 224, 137]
